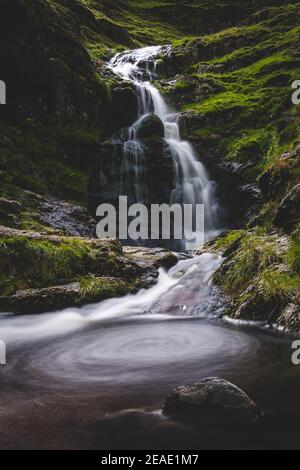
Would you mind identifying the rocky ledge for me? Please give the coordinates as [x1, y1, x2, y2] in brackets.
[0, 226, 177, 315]
[200, 228, 300, 336]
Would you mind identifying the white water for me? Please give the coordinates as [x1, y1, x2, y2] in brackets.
[0, 253, 222, 346]
[109, 46, 219, 247]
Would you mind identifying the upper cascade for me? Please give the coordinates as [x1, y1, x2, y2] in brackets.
[108, 46, 220, 247]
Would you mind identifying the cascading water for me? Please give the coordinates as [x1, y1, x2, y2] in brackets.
[109, 46, 220, 247]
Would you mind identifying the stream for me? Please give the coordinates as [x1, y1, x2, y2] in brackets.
[0, 46, 299, 450]
[0, 253, 299, 449]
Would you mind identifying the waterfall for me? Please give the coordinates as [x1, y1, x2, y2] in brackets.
[109, 46, 219, 247]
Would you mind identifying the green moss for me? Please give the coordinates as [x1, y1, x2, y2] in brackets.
[79, 276, 133, 301]
[253, 202, 279, 232]
[221, 231, 281, 295]
[175, 4, 300, 180]
[253, 268, 299, 303]
[213, 230, 245, 251]
[0, 233, 124, 296]
[0, 123, 101, 204]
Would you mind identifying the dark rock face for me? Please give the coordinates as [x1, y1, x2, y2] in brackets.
[258, 149, 300, 201]
[276, 302, 300, 335]
[0, 198, 21, 227]
[231, 283, 287, 324]
[40, 197, 97, 237]
[274, 183, 300, 230]
[163, 378, 261, 424]
[88, 136, 175, 214]
[0, 0, 108, 128]
[109, 84, 139, 131]
[136, 114, 165, 140]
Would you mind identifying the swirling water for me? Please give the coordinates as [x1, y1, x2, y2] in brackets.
[0, 253, 299, 449]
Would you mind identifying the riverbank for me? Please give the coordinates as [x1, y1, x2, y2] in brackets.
[196, 228, 300, 336]
[0, 253, 299, 450]
[0, 225, 177, 314]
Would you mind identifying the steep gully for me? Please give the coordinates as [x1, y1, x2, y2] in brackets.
[0, 47, 299, 449]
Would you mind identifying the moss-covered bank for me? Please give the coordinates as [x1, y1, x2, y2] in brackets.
[0, 226, 177, 314]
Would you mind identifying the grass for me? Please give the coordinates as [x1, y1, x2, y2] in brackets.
[167, 3, 300, 180]
[221, 231, 281, 294]
[79, 276, 133, 301]
[213, 227, 300, 321]
[0, 233, 123, 296]
[287, 224, 300, 275]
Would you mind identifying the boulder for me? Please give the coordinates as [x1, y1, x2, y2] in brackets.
[136, 114, 165, 140]
[163, 378, 261, 424]
[274, 183, 300, 229]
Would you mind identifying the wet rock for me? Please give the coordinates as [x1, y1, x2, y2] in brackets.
[136, 114, 165, 140]
[239, 184, 262, 202]
[274, 183, 300, 230]
[88, 137, 175, 216]
[0, 198, 21, 227]
[109, 84, 139, 131]
[1, 282, 82, 314]
[163, 46, 199, 76]
[163, 378, 261, 424]
[258, 150, 299, 200]
[231, 283, 286, 324]
[40, 197, 97, 237]
[276, 302, 300, 335]
[123, 246, 177, 270]
[213, 160, 261, 226]
[0, 277, 134, 315]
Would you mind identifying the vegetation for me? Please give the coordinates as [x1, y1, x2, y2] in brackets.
[169, 3, 300, 177]
[0, 231, 126, 296]
[0, 0, 299, 326]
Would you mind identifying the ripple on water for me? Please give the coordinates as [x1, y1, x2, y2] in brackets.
[23, 319, 262, 389]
